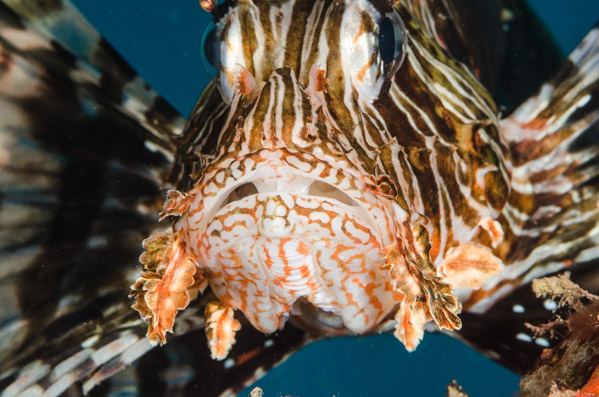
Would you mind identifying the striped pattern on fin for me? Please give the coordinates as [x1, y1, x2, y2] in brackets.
[469, 24, 599, 312]
[0, 292, 311, 396]
[2, 0, 186, 152]
[94, 315, 311, 397]
[0, 300, 150, 396]
[0, 0, 188, 394]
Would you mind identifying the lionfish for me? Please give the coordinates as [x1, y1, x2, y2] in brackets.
[0, 0, 597, 395]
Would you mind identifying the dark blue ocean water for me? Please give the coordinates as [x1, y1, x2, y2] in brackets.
[68, 1, 599, 396]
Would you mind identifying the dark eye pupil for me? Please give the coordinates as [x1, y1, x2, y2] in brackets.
[203, 27, 219, 68]
[378, 17, 396, 64]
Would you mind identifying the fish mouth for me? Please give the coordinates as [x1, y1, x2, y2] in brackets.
[210, 177, 376, 235]
[177, 148, 400, 333]
[182, 148, 395, 245]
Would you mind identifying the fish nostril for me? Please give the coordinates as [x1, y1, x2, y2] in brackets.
[308, 180, 358, 206]
[220, 183, 259, 209]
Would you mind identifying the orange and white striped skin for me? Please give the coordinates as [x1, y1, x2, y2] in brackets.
[131, 0, 599, 360]
[179, 148, 400, 335]
[131, 0, 510, 357]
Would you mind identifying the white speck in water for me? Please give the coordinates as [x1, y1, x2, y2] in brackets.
[544, 299, 558, 311]
[224, 358, 235, 369]
[264, 339, 274, 347]
[516, 332, 533, 343]
[535, 337, 550, 347]
[512, 304, 525, 313]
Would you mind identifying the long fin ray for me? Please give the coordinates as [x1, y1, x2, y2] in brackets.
[0, 0, 179, 394]
[2, 0, 186, 149]
[467, 24, 599, 313]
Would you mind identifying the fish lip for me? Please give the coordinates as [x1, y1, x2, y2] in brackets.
[202, 190, 380, 251]
[179, 147, 397, 257]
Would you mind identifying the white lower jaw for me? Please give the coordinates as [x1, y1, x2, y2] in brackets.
[183, 191, 398, 335]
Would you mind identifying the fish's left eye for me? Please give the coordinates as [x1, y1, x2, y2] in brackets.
[200, 21, 220, 79]
[377, 11, 407, 76]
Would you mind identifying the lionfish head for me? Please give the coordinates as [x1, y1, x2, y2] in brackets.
[183, 0, 413, 333]
[133, 0, 510, 357]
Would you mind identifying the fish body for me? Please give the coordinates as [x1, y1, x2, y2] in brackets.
[132, 0, 596, 355]
[0, 0, 597, 395]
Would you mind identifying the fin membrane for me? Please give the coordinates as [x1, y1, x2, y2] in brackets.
[468, 24, 599, 313]
[457, 23, 599, 375]
[0, 0, 170, 394]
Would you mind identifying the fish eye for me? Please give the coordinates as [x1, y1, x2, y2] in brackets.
[378, 11, 407, 76]
[378, 17, 396, 63]
[339, 5, 407, 104]
[200, 21, 219, 79]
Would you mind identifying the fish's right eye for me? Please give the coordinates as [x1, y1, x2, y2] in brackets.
[201, 21, 219, 78]
[377, 10, 407, 78]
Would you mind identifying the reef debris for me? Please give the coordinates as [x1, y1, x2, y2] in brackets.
[520, 273, 599, 397]
[446, 380, 469, 397]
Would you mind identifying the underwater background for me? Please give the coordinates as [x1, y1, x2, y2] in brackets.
[67, 1, 599, 396]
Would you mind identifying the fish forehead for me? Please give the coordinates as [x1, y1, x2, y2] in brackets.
[188, 0, 509, 207]
[217, 0, 472, 100]
[214, 0, 499, 91]
[203, 1, 500, 127]
[216, 0, 355, 96]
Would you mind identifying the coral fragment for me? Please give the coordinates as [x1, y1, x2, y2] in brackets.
[446, 380, 469, 397]
[521, 274, 599, 397]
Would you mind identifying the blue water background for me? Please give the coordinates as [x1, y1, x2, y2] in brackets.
[69, 1, 599, 396]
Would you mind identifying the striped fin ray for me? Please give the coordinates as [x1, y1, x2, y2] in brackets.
[0, 0, 183, 394]
[0, 300, 150, 396]
[2, 0, 186, 151]
[101, 315, 311, 397]
[470, 24, 599, 312]
[0, 285, 311, 396]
